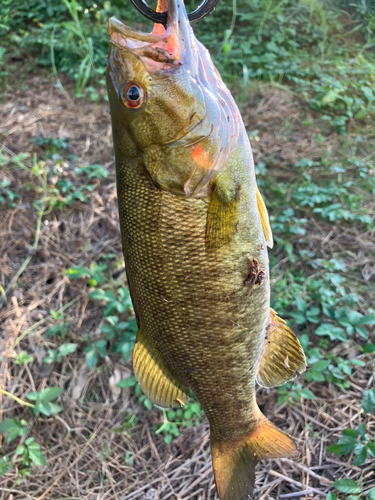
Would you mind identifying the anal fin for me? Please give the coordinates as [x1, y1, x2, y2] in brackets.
[256, 309, 306, 388]
[211, 408, 298, 500]
[133, 328, 190, 408]
[256, 186, 273, 249]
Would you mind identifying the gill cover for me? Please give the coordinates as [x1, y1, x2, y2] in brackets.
[106, 0, 241, 197]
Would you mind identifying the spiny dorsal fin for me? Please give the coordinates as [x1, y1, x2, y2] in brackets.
[211, 407, 298, 500]
[133, 328, 190, 408]
[256, 309, 306, 388]
[256, 186, 273, 248]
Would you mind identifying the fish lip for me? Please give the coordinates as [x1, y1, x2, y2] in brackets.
[108, 17, 173, 44]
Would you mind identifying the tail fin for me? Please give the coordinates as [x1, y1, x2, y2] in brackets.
[211, 414, 298, 500]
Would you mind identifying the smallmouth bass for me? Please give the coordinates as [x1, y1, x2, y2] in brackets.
[106, 1, 306, 498]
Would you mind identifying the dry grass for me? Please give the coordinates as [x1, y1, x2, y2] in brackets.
[0, 74, 374, 500]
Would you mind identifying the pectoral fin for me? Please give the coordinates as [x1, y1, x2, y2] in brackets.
[206, 188, 239, 252]
[256, 309, 306, 388]
[256, 186, 273, 248]
[133, 328, 190, 408]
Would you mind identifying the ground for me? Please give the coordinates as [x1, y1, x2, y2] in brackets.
[0, 69, 374, 499]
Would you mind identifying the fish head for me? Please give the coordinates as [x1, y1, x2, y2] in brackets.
[107, 0, 241, 197]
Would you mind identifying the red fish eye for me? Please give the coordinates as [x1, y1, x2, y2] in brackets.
[122, 83, 144, 109]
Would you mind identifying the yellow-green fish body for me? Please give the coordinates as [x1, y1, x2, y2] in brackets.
[107, 2, 306, 498]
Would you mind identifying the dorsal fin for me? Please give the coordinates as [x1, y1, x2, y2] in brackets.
[256, 186, 273, 248]
[256, 309, 306, 388]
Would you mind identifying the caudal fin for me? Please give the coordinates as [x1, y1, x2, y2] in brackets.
[211, 414, 298, 500]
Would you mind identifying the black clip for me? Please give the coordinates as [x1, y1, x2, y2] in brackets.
[128, 0, 219, 28]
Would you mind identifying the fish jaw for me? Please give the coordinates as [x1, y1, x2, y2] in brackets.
[106, 0, 242, 198]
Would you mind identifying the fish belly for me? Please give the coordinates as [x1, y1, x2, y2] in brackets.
[116, 159, 270, 443]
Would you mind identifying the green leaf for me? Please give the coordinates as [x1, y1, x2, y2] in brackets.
[117, 376, 137, 388]
[306, 307, 320, 323]
[333, 478, 361, 494]
[343, 428, 360, 438]
[27, 441, 47, 466]
[164, 434, 172, 444]
[48, 403, 63, 414]
[40, 387, 63, 402]
[299, 388, 315, 400]
[353, 444, 367, 465]
[7, 425, 26, 443]
[96, 340, 107, 358]
[65, 266, 90, 279]
[355, 325, 368, 339]
[322, 90, 342, 104]
[85, 349, 98, 370]
[295, 296, 307, 313]
[326, 492, 337, 500]
[313, 360, 330, 371]
[37, 402, 52, 416]
[362, 389, 375, 414]
[367, 488, 375, 500]
[26, 392, 39, 401]
[315, 324, 346, 341]
[0, 419, 19, 433]
[89, 289, 115, 302]
[364, 343, 375, 353]
[58, 343, 77, 356]
[144, 398, 152, 410]
[327, 435, 357, 455]
[357, 315, 375, 325]
[0, 456, 12, 477]
[367, 441, 375, 457]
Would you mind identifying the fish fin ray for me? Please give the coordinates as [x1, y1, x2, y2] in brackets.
[133, 328, 190, 408]
[256, 186, 273, 249]
[205, 188, 239, 252]
[211, 412, 298, 500]
[256, 309, 306, 388]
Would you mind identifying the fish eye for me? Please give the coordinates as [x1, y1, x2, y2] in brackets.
[122, 82, 145, 109]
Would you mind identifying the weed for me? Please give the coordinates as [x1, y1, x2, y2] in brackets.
[327, 424, 375, 466]
[277, 382, 315, 405]
[44, 343, 78, 364]
[65, 263, 107, 287]
[26, 387, 63, 416]
[0, 418, 28, 444]
[16, 438, 47, 468]
[30, 136, 69, 158]
[0, 179, 19, 208]
[14, 351, 34, 365]
[155, 402, 202, 444]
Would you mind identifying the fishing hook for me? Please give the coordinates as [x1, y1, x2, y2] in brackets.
[128, 0, 220, 28]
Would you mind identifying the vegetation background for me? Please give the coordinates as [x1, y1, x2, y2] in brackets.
[0, 0, 374, 498]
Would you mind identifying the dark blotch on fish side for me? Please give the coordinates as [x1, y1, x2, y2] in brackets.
[244, 257, 266, 290]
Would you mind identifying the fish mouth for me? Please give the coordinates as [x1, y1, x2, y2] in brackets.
[108, 0, 192, 67]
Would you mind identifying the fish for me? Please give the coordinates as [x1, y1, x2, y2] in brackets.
[106, 1, 307, 498]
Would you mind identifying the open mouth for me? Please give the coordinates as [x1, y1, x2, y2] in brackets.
[108, 0, 182, 64]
